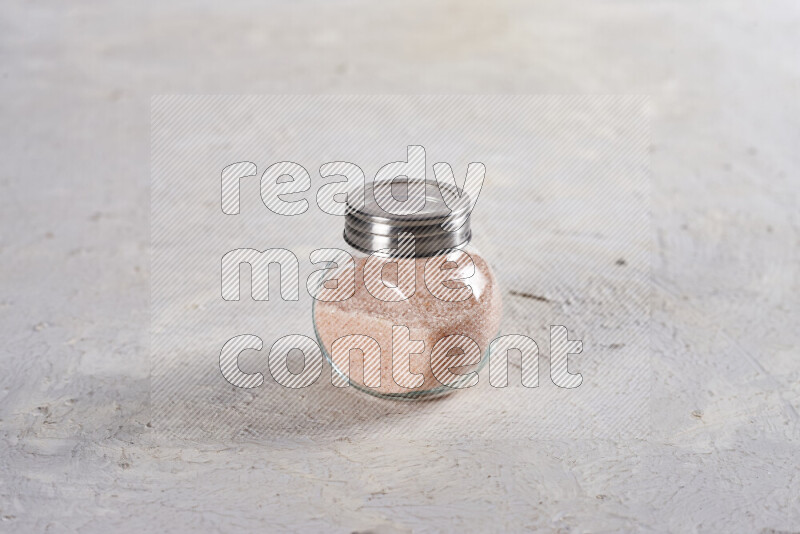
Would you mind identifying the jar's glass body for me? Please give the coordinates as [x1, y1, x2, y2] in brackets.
[312, 244, 502, 399]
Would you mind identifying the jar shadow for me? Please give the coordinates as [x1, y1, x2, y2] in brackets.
[152, 359, 470, 442]
[230, 376, 465, 441]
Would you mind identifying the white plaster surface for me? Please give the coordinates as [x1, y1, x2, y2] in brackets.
[1, 1, 798, 532]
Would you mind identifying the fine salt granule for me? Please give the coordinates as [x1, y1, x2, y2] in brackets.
[314, 251, 502, 397]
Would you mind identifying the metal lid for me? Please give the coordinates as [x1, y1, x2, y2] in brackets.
[344, 179, 471, 257]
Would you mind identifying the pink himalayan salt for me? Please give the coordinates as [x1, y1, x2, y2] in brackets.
[314, 251, 502, 396]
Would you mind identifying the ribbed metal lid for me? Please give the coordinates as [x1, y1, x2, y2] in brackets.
[344, 179, 471, 257]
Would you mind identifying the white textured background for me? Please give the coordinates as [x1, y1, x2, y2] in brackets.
[1, 1, 798, 532]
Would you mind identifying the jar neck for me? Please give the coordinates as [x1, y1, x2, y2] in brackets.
[344, 231, 471, 259]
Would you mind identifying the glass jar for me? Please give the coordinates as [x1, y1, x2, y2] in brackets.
[312, 179, 502, 399]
